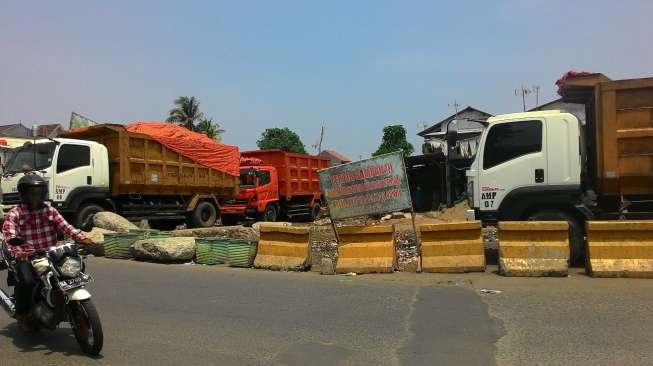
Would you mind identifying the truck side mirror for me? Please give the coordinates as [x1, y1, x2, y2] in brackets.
[446, 129, 458, 147]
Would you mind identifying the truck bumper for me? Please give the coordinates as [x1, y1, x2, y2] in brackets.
[220, 205, 258, 216]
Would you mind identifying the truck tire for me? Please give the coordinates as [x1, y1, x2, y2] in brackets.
[75, 204, 104, 231]
[262, 205, 277, 222]
[192, 201, 218, 228]
[526, 209, 585, 266]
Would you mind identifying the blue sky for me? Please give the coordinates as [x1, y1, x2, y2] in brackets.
[1, 0, 652, 159]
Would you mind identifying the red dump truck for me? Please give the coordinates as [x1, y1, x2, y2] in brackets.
[220, 150, 330, 224]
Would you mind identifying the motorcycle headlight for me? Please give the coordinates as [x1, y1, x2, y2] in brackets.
[57, 257, 82, 278]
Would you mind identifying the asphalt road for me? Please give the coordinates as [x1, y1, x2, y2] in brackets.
[0, 259, 652, 366]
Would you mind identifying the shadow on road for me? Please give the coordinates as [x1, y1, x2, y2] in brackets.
[0, 322, 103, 360]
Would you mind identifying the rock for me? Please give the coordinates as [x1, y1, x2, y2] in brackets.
[138, 220, 150, 230]
[93, 212, 138, 233]
[381, 214, 392, 222]
[313, 217, 332, 226]
[320, 258, 336, 275]
[131, 237, 196, 262]
[252, 221, 292, 232]
[172, 225, 258, 241]
[82, 227, 115, 257]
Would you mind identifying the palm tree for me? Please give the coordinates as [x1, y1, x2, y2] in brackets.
[166, 96, 204, 131]
[197, 118, 225, 141]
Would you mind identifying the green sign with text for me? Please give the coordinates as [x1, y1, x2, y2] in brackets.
[318, 151, 412, 220]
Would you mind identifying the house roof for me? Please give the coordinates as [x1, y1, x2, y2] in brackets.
[528, 98, 564, 111]
[320, 150, 351, 162]
[0, 123, 26, 132]
[417, 106, 493, 137]
[37, 123, 64, 137]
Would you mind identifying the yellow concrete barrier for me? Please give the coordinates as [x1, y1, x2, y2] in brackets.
[253, 225, 311, 271]
[336, 225, 396, 274]
[420, 221, 485, 273]
[586, 221, 653, 278]
[499, 221, 569, 277]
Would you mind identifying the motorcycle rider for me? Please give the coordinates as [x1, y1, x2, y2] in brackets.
[2, 173, 93, 331]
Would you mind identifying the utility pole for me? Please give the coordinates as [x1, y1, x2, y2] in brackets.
[445, 100, 461, 208]
[312, 125, 324, 154]
[515, 86, 532, 111]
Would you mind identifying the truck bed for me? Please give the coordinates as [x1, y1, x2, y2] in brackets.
[64, 124, 239, 197]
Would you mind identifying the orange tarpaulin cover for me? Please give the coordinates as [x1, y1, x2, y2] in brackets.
[126, 121, 240, 177]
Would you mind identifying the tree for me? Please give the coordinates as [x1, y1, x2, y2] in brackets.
[372, 125, 414, 157]
[196, 117, 225, 141]
[166, 96, 204, 131]
[257, 128, 307, 154]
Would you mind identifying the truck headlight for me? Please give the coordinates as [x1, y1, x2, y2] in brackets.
[57, 257, 82, 278]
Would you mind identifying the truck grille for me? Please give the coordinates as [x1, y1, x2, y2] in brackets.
[2, 193, 20, 205]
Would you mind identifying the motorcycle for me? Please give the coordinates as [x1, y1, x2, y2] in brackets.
[0, 239, 103, 355]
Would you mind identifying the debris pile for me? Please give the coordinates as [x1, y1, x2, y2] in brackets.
[395, 231, 418, 272]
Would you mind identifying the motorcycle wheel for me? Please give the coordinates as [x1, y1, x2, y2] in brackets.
[70, 299, 103, 356]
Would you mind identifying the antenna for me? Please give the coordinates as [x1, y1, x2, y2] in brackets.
[532, 85, 541, 108]
[311, 125, 325, 153]
[448, 100, 461, 119]
[514, 85, 532, 111]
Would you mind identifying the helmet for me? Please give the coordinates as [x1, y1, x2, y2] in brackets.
[17, 173, 49, 209]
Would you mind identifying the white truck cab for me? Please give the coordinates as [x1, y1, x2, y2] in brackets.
[466, 111, 585, 262]
[1, 138, 110, 223]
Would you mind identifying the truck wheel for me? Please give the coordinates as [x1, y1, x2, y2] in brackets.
[76, 204, 104, 231]
[527, 210, 585, 266]
[192, 201, 218, 228]
[262, 205, 277, 222]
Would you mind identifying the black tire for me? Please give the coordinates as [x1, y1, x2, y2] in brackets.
[527, 209, 585, 266]
[191, 201, 218, 228]
[262, 205, 277, 222]
[75, 204, 104, 231]
[220, 214, 239, 226]
[71, 299, 103, 356]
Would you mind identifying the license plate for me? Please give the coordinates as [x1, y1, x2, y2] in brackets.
[59, 274, 93, 291]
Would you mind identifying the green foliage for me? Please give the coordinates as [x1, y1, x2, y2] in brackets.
[256, 128, 307, 154]
[372, 125, 414, 157]
[166, 96, 226, 141]
[166, 96, 203, 131]
[196, 118, 225, 141]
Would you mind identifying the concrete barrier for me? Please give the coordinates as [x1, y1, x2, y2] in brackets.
[498, 221, 569, 277]
[420, 221, 485, 273]
[336, 225, 396, 274]
[253, 225, 311, 271]
[586, 221, 653, 278]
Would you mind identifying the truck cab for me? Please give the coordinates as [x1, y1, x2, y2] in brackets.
[1, 138, 110, 222]
[221, 166, 280, 223]
[466, 110, 585, 262]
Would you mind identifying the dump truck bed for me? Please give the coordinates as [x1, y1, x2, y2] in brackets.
[563, 76, 653, 196]
[64, 124, 239, 197]
[241, 150, 330, 198]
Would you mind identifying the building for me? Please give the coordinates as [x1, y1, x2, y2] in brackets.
[0, 123, 31, 138]
[418, 106, 493, 159]
[529, 98, 586, 125]
[319, 150, 351, 166]
[0, 122, 66, 138]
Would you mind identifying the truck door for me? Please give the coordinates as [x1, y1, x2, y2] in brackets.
[52, 143, 93, 203]
[477, 119, 546, 212]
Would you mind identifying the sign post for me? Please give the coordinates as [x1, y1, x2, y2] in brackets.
[318, 151, 420, 271]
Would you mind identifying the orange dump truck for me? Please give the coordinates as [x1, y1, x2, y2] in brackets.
[219, 149, 330, 224]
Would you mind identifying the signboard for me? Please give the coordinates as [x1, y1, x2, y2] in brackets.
[69, 112, 97, 130]
[318, 151, 412, 220]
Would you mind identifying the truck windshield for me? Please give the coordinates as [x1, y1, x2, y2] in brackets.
[240, 169, 257, 187]
[5, 142, 56, 173]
